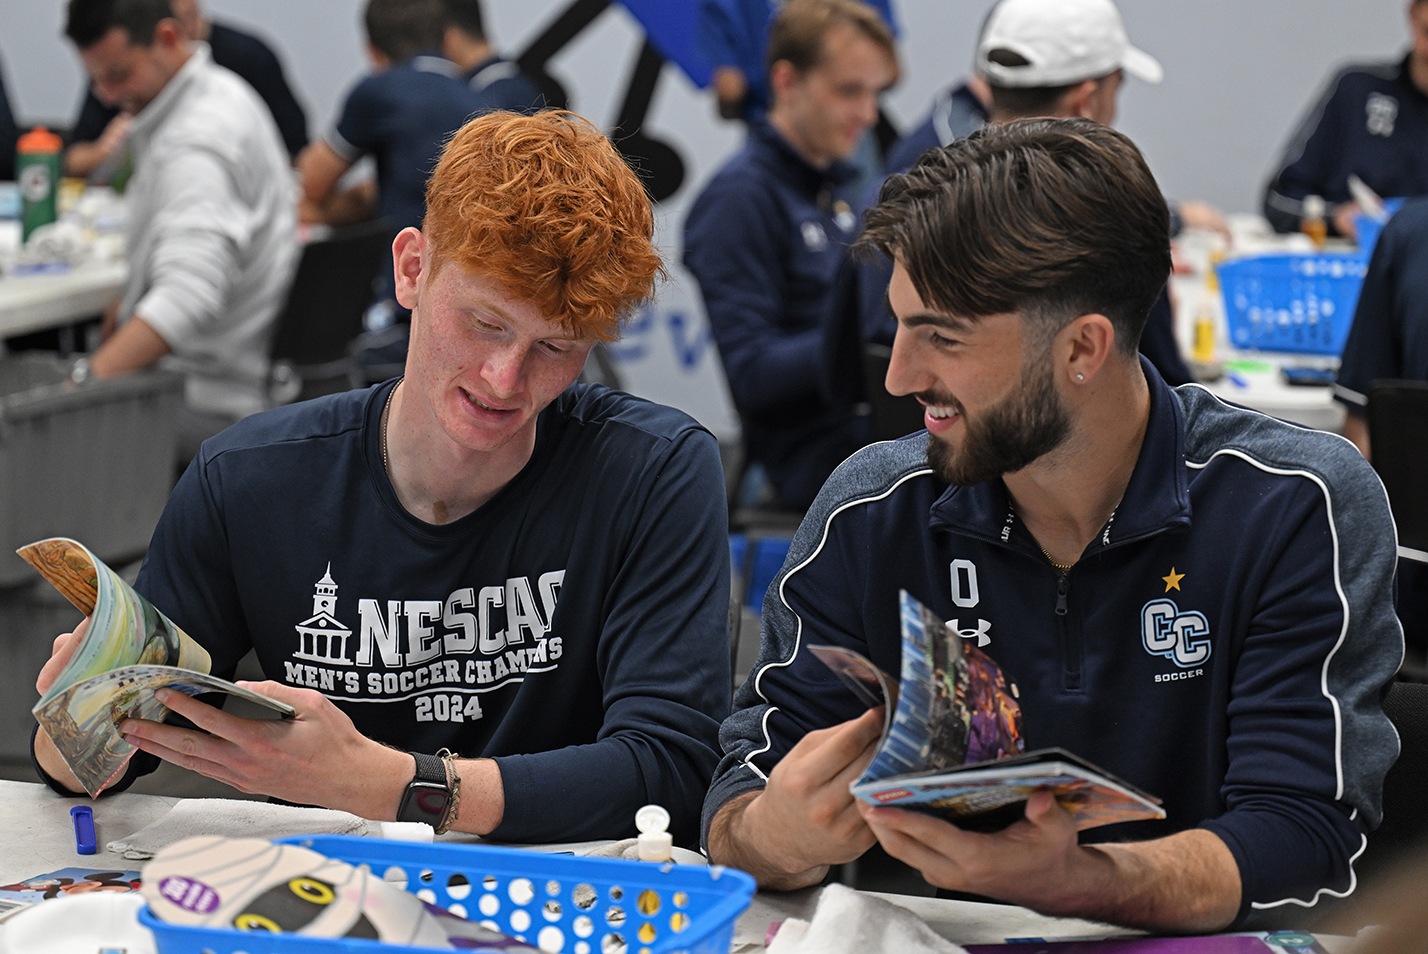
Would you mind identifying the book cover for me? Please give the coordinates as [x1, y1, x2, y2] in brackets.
[813, 590, 1164, 831]
[22, 537, 294, 798]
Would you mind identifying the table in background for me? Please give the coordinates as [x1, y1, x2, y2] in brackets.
[0, 259, 127, 340]
[1196, 358, 1346, 433]
[1170, 220, 1346, 433]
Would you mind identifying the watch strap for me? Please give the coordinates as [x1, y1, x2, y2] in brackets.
[410, 751, 446, 787]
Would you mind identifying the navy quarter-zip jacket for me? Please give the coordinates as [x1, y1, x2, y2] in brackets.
[706, 362, 1402, 926]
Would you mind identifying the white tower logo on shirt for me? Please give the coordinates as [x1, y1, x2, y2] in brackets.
[294, 565, 354, 664]
[1366, 93, 1398, 137]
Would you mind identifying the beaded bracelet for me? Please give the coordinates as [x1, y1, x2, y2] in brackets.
[435, 748, 462, 835]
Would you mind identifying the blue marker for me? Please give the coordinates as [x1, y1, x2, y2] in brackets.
[70, 805, 96, 855]
[1227, 372, 1249, 389]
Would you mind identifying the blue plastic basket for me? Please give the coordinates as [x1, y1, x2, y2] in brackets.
[1354, 196, 1405, 258]
[1216, 252, 1370, 356]
[137, 835, 756, 954]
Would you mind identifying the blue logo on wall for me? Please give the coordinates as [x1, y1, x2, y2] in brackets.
[607, 304, 713, 371]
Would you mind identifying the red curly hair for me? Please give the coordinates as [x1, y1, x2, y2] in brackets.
[423, 110, 663, 341]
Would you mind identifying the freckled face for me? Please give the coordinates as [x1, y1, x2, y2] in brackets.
[404, 256, 594, 457]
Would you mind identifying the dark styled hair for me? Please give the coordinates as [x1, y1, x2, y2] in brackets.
[766, 0, 898, 79]
[858, 118, 1171, 354]
[66, 0, 174, 49]
[364, 0, 444, 63]
[440, 0, 485, 41]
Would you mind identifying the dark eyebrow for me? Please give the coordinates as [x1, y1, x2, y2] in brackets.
[884, 289, 976, 334]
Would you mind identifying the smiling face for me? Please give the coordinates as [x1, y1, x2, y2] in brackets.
[884, 262, 1071, 486]
[396, 230, 594, 461]
[770, 21, 896, 167]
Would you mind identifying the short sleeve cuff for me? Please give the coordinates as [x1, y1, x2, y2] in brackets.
[327, 127, 362, 164]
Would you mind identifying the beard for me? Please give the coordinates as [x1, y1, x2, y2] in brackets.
[924, 348, 1072, 486]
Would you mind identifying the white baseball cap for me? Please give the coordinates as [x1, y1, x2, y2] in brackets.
[977, 0, 1163, 88]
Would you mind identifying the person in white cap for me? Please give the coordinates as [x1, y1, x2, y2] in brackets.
[849, 0, 1216, 394]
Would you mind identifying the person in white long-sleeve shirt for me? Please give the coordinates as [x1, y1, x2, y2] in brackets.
[66, 0, 298, 460]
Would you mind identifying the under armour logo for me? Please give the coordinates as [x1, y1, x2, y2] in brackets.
[1366, 93, 1397, 137]
[948, 618, 992, 647]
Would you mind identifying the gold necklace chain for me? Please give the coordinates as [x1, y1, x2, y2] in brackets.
[1034, 539, 1076, 573]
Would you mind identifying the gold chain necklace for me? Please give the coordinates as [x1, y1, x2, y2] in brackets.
[1034, 539, 1076, 573]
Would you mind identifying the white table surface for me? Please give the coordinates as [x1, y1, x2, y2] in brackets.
[0, 259, 127, 340]
[1194, 363, 1346, 433]
[0, 780, 1365, 952]
[0, 779, 178, 883]
[0, 779, 1157, 950]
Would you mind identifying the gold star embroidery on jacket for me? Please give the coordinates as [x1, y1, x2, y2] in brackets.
[1163, 568, 1185, 592]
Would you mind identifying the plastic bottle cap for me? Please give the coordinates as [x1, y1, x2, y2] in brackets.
[635, 804, 672, 862]
[17, 127, 62, 154]
[635, 804, 670, 835]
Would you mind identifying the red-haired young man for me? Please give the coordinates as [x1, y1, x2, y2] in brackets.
[33, 111, 732, 847]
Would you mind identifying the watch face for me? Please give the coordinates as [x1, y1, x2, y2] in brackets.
[399, 782, 449, 823]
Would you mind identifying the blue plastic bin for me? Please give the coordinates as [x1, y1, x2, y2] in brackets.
[729, 533, 793, 615]
[138, 835, 756, 954]
[1216, 253, 1370, 356]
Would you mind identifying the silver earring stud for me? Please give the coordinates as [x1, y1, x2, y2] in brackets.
[1076, 373, 1085, 381]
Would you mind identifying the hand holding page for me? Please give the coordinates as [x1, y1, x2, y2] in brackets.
[812, 590, 1164, 832]
[22, 537, 294, 797]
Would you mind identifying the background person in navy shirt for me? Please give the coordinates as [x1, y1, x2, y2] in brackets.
[439, 0, 546, 115]
[64, 0, 308, 177]
[684, 0, 897, 512]
[1263, 0, 1428, 240]
[297, 0, 479, 312]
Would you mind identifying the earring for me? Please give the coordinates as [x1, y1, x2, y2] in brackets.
[1075, 373, 1085, 382]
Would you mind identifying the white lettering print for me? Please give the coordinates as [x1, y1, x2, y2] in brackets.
[287, 567, 566, 702]
[1141, 598, 1212, 668]
[1366, 92, 1397, 137]
[949, 559, 980, 608]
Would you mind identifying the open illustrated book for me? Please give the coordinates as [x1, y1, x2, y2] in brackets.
[22, 537, 294, 798]
[810, 590, 1164, 832]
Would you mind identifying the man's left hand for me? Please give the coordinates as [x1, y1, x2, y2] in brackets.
[858, 791, 1095, 909]
[858, 794, 1242, 932]
[120, 682, 410, 819]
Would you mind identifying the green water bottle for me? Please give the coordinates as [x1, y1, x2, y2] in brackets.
[17, 126, 63, 243]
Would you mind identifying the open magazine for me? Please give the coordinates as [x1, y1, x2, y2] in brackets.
[22, 537, 294, 798]
[810, 590, 1164, 831]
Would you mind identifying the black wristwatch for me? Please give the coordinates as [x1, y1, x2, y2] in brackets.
[396, 751, 450, 827]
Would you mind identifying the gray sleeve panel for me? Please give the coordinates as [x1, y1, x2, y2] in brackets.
[701, 434, 933, 849]
[1176, 384, 1403, 831]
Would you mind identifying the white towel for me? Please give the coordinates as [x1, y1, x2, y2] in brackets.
[767, 883, 968, 954]
[106, 798, 374, 860]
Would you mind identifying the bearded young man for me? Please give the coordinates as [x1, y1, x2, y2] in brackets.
[703, 119, 1402, 932]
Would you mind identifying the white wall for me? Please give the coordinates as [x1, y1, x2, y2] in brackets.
[0, 0, 1412, 435]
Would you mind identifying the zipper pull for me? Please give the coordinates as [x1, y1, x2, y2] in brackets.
[1055, 574, 1069, 616]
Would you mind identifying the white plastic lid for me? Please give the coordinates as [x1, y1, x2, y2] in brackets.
[635, 804, 673, 862]
[635, 804, 670, 835]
